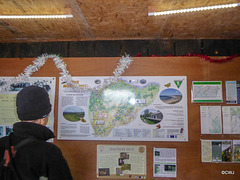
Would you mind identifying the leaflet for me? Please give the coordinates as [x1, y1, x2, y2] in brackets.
[97, 145, 146, 179]
[233, 140, 240, 162]
[153, 148, 176, 178]
[226, 81, 240, 104]
[201, 140, 212, 162]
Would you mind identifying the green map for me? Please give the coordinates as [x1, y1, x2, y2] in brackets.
[89, 80, 160, 137]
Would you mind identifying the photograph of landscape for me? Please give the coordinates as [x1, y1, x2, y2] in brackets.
[159, 88, 182, 104]
[63, 106, 85, 122]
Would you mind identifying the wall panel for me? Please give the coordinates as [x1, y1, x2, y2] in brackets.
[0, 56, 240, 180]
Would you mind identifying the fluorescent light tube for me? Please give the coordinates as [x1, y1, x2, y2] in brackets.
[0, 15, 73, 19]
[148, 3, 240, 16]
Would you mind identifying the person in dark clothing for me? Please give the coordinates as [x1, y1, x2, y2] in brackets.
[0, 86, 73, 180]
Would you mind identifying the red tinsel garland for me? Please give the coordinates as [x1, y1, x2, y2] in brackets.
[136, 53, 239, 63]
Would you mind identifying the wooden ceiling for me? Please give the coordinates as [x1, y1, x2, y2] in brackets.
[0, 0, 239, 43]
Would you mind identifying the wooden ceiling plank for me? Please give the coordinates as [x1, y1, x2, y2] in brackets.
[0, 0, 239, 42]
[69, 0, 95, 39]
[12, 0, 26, 13]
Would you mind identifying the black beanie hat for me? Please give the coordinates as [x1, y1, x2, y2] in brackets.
[16, 86, 52, 120]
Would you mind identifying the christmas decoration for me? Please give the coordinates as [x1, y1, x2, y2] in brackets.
[183, 53, 238, 63]
[137, 53, 239, 63]
[0, 54, 133, 92]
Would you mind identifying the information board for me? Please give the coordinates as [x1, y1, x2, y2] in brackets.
[57, 76, 188, 141]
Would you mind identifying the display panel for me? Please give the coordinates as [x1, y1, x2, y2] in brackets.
[57, 76, 188, 141]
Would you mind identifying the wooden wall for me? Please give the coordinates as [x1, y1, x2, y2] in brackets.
[0, 56, 240, 180]
[0, 39, 240, 58]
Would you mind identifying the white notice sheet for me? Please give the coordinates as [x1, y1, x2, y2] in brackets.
[200, 106, 222, 134]
[153, 148, 176, 178]
[222, 106, 240, 134]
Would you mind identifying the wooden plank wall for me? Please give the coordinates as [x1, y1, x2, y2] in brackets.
[0, 39, 239, 58]
[0, 56, 240, 180]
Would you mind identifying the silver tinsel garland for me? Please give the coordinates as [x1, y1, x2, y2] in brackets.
[0, 54, 133, 92]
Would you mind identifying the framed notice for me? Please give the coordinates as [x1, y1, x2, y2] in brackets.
[97, 145, 146, 179]
[192, 81, 223, 103]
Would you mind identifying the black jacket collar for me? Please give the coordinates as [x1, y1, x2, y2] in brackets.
[13, 122, 55, 141]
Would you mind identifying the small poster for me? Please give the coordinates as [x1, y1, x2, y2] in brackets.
[200, 106, 222, 134]
[153, 148, 176, 178]
[192, 81, 223, 103]
[226, 81, 240, 104]
[201, 140, 232, 163]
[0, 77, 56, 137]
[97, 145, 146, 179]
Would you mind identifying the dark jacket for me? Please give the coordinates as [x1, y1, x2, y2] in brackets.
[0, 122, 73, 180]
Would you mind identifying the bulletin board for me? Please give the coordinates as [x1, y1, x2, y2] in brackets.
[1, 56, 240, 180]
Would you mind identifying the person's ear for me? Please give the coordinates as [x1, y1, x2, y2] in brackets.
[40, 117, 48, 126]
[38, 118, 45, 126]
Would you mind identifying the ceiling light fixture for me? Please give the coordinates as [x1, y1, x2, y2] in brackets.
[148, 3, 240, 16]
[0, 15, 73, 19]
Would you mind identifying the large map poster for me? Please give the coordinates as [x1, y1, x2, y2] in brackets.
[57, 76, 188, 141]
